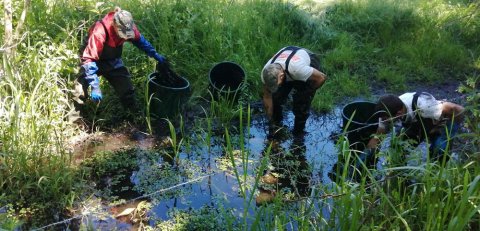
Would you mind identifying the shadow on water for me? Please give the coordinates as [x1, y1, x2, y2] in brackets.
[70, 104, 343, 229]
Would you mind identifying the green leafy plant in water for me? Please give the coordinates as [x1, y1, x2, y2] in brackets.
[154, 206, 237, 231]
[166, 118, 184, 167]
[82, 149, 138, 179]
[80, 148, 139, 200]
[133, 158, 202, 202]
[223, 105, 272, 230]
[208, 90, 243, 127]
[144, 75, 155, 135]
[458, 74, 480, 155]
[0, 206, 23, 231]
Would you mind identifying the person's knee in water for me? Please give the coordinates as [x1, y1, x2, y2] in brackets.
[261, 46, 327, 138]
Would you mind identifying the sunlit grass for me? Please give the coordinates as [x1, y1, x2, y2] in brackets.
[1, 0, 480, 229]
[0, 43, 78, 226]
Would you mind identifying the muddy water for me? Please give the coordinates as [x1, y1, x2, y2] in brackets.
[72, 106, 343, 229]
[73, 132, 158, 165]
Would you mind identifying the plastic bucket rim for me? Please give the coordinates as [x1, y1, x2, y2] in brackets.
[208, 61, 246, 93]
[148, 72, 190, 91]
[341, 101, 377, 126]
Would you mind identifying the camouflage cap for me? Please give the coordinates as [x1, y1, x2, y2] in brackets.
[114, 8, 135, 40]
[262, 63, 283, 93]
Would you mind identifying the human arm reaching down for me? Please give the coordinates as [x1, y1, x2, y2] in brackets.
[367, 117, 388, 149]
[263, 85, 274, 121]
[307, 68, 327, 90]
[440, 102, 464, 124]
[131, 34, 166, 63]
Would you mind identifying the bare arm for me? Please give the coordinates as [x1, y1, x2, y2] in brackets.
[367, 118, 387, 149]
[308, 68, 327, 90]
[441, 102, 465, 123]
[263, 85, 274, 120]
[427, 102, 464, 136]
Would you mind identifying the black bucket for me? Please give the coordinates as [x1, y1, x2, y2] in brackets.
[341, 101, 378, 150]
[208, 61, 246, 101]
[148, 72, 190, 120]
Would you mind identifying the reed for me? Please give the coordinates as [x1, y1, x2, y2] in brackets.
[166, 118, 184, 167]
[0, 44, 78, 226]
[1, 0, 480, 229]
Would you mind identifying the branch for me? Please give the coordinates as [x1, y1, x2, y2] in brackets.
[0, 32, 28, 53]
[13, 0, 31, 42]
[3, 0, 13, 46]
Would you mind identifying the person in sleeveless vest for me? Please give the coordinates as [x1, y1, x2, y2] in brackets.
[261, 46, 327, 138]
[367, 93, 464, 161]
[72, 6, 166, 122]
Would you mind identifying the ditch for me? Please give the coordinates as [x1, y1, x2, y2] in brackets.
[68, 103, 344, 230]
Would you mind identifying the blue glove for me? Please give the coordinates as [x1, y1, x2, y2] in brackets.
[82, 62, 102, 102]
[153, 53, 166, 63]
[131, 35, 165, 63]
[90, 88, 103, 102]
[431, 121, 460, 154]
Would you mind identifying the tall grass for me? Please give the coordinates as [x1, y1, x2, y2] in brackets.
[18, 0, 478, 114]
[0, 40, 78, 225]
[1, 0, 480, 229]
[319, 0, 478, 89]
[324, 110, 480, 230]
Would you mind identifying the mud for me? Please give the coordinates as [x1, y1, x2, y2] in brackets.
[67, 81, 467, 230]
[372, 79, 465, 103]
[67, 103, 342, 229]
[72, 131, 159, 165]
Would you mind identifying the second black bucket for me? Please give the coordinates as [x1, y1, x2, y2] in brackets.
[341, 101, 378, 150]
[148, 72, 190, 120]
[208, 61, 246, 102]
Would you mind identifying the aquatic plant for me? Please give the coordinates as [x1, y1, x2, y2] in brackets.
[154, 206, 237, 231]
[1, 0, 480, 229]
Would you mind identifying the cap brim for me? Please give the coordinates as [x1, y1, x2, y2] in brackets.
[117, 27, 135, 40]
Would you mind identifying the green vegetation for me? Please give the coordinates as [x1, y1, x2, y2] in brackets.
[331, 121, 480, 230]
[81, 148, 139, 200]
[0, 35, 78, 226]
[154, 206, 237, 231]
[1, 0, 479, 230]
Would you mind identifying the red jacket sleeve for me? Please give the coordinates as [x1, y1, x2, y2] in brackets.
[81, 22, 108, 64]
[131, 24, 141, 42]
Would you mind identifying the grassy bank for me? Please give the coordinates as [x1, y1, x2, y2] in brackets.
[1, 0, 479, 229]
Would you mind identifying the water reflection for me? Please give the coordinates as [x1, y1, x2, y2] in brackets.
[256, 136, 312, 205]
[71, 106, 344, 229]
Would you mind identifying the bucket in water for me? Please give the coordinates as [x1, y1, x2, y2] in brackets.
[208, 61, 246, 101]
[148, 72, 190, 120]
[341, 101, 378, 150]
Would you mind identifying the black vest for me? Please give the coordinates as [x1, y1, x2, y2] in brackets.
[79, 21, 123, 61]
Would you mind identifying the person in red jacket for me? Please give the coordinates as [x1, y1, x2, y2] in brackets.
[73, 6, 165, 119]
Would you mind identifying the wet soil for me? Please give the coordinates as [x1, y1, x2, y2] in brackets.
[371, 79, 465, 103]
[65, 80, 467, 230]
[67, 102, 340, 230]
[71, 126, 161, 165]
